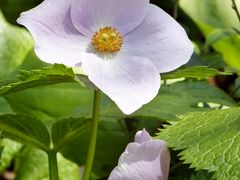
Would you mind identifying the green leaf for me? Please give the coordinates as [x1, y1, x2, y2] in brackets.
[162, 66, 231, 80]
[0, 139, 22, 172]
[0, 64, 75, 97]
[157, 107, 240, 180]
[0, 114, 50, 151]
[15, 147, 80, 180]
[52, 117, 90, 151]
[6, 80, 236, 124]
[0, 11, 33, 78]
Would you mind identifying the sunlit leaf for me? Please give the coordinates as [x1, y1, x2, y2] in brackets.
[0, 64, 75, 96]
[0, 139, 22, 172]
[180, 0, 240, 70]
[0, 11, 33, 78]
[15, 147, 80, 180]
[158, 107, 240, 179]
[179, 0, 240, 31]
[204, 29, 236, 48]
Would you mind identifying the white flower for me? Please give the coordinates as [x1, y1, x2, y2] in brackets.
[17, 0, 193, 114]
[108, 129, 170, 180]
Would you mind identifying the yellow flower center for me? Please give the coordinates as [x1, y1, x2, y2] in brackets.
[91, 27, 123, 53]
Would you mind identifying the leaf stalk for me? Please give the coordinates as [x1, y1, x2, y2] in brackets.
[82, 90, 101, 180]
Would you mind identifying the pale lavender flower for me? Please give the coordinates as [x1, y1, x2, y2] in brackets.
[17, 0, 193, 114]
[108, 129, 170, 180]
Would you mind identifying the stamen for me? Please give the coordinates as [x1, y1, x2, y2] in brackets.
[91, 27, 123, 53]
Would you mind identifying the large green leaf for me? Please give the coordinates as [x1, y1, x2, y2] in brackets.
[0, 114, 50, 151]
[15, 147, 80, 180]
[0, 11, 33, 78]
[158, 107, 240, 180]
[52, 117, 90, 151]
[5, 83, 93, 121]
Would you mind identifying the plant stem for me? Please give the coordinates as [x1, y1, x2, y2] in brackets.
[82, 90, 101, 180]
[48, 150, 59, 180]
[173, 0, 179, 19]
[231, 0, 240, 22]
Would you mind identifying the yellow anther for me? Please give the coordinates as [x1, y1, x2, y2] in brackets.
[92, 27, 123, 53]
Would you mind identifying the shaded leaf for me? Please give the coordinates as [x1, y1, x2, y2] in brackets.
[0, 98, 12, 114]
[52, 117, 90, 151]
[60, 121, 129, 179]
[190, 170, 213, 180]
[0, 114, 50, 151]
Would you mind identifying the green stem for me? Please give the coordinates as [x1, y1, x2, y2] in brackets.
[82, 90, 101, 180]
[48, 150, 59, 180]
[231, 0, 240, 22]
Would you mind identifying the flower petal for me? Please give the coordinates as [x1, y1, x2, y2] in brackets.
[122, 4, 194, 73]
[70, 0, 149, 37]
[134, 129, 152, 143]
[108, 139, 170, 180]
[80, 54, 160, 115]
[17, 0, 89, 66]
